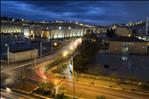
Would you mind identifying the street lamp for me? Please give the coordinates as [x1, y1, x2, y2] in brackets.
[54, 42, 58, 46]
[68, 27, 71, 30]
[70, 57, 75, 99]
[63, 51, 68, 57]
[69, 44, 74, 51]
[34, 48, 37, 67]
[63, 50, 76, 99]
[58, 26, 62, 30]
[5, 44, 9, 64]
[40, 41, 42, 57]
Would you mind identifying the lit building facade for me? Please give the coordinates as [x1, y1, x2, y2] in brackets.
[1, 18, 92, 39]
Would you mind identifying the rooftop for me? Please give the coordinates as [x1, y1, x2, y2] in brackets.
[10, 46, 36, 53]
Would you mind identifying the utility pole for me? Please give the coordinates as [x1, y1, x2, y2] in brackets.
[5, 44, 9, 64]
[34, 49, 37, 67]
[40, 41, 42, 57]
[71, 57, 75, 99]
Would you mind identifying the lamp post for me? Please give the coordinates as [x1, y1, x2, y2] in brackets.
[71, 56, 75, 99]
[40, 41, 42, 57]
[68, 27, 71, 38]
[34, 48, 37, 67]
[63, 50, 76, 99]
[5, 44, 9, 64]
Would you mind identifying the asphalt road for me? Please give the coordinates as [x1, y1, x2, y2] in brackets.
[64, 80, 149, 99]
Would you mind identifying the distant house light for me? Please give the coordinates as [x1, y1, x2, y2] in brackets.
[75, 21, 78, 24]
[12, 19, 15, 21]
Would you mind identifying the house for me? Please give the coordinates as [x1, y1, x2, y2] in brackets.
[108, 37, 149, 55]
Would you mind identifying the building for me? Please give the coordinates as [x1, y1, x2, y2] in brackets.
[108, 37, 149, 55]
[115, 27, 132, 37]
[1, 17, 92, 39]
[8, 48, 38, 62]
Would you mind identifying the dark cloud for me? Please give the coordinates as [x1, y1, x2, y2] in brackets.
[1, 0, 149, 25]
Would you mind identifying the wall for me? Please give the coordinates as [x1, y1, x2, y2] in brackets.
[9, 49, 38, 62]
[0, 23, 23, 33]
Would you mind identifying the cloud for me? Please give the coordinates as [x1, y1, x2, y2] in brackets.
[1, 0, 149, 25]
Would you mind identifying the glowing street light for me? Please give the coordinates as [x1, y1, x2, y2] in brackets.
[68, 27, 71, 30]
[58, 26, 62, 30]
[5, 44, 9, 64]
[69, 45, 74, 50]
[54, 42, 58, 46]
[63, 51, 68, 57]
[75, 21, 78, 24]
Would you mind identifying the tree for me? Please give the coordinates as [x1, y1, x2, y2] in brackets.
[106, 28, 116, 38]
[39, 82, 56, 96]
[74, 31, 101, 72]
[39, 82, 54, 90]
[132, 29, 137, 37]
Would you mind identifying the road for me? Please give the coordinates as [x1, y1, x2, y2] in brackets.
[0, 88, 40, 99]
[63, 80, 149, 99]
[31, 64, 149, 99]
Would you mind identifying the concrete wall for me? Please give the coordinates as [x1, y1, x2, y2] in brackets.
[26, 28, 86, 39]
[1, 22, 87, 39]
[50, 29, 85, 39]
[0, 24, 23, 33]
[9, 49, 38, 62]
[109, 41, 148, 55]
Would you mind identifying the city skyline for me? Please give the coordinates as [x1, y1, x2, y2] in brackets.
[1, 0, 149, 25]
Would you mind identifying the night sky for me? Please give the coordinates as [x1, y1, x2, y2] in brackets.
[1, 0, 149, 25]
